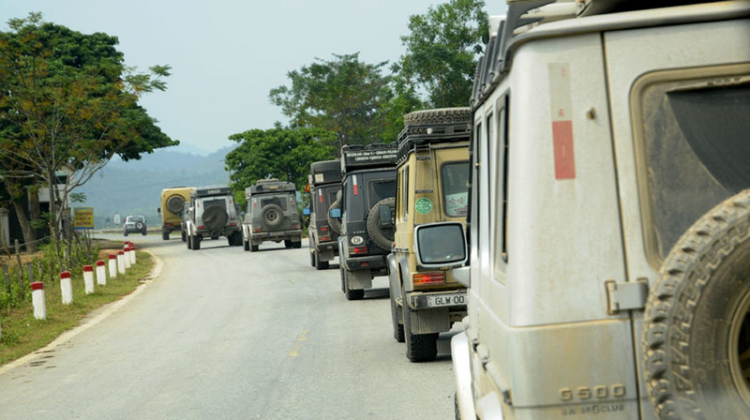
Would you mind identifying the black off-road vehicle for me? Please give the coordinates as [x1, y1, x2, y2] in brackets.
[308, 160, 342, 270]
[330, 144, 397, 300]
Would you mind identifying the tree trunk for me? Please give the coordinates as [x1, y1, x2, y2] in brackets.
[11, 200, 38, 253]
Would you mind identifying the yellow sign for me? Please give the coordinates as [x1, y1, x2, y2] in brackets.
[74, 207, 94, 230]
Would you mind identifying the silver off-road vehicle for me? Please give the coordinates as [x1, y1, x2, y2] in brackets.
[184, 185, 242, 250]
[308, 160, 342, 270]
[414, 2, 750, 419]
[329, 144, 398, 300]
[242, 179, 302, 252]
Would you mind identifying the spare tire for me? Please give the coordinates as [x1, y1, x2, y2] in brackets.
[261, 204, 284, 228]
[367, 197, 395, 251]
[643, 189, 750, 419]
[327, 200, 342, 235]
[202, 206, 228, 232]
[166, 195, 185, 214]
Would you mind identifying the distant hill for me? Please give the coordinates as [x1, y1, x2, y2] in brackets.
[77, 145, 237, 228]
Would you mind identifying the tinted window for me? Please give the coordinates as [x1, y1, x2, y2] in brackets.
[203, 199, 227, 210]
[441, 161, 469, 217]
[260, 196, 288, 211]
[638, 71, 750, 259]
[368, 179, 396, 209]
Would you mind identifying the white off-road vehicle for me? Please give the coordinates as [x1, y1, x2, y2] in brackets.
[414, 1, 750, 419]
[184, 185, 242, 250]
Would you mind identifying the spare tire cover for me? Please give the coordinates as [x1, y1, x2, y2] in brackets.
[261, 204, 284, 228]
[203, 206, 228, 232]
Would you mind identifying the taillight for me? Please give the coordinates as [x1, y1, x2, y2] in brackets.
[320, 226, 328, 232]
[198, 225, 205, 230]
[229, 222, 237, 227]
[320, 236, 331, 242]
[414, 272, 445, 286]
[292, 224, 300, 229]
[353, 246, 368, 255]
[252, 228, 262, 233]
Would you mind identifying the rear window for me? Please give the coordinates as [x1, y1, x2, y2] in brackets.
[635, 67, 750, 261]
[203, 199, 227, 210]
[367, 179, 396, 209]
[441, 161, 469, 217]
[260, 196, 288, 211]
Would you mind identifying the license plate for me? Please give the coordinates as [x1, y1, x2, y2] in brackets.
[426, 294, 466, 307]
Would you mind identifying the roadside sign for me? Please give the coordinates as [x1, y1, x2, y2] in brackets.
[74, 207, 94, 230]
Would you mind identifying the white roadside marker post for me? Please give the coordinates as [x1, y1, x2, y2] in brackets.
[122, 246, 131, 270]
[96, 260, 107, 286]
[83, 265, 94, 295]
[128, 243, 136, 265]
[108, 254, 117, 279]
[31, 282, 46, 320]
[60, 271, 73, 305]
[117, 250, 126, 275]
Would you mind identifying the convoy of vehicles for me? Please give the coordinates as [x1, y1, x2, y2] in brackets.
[387, 107, 471, 362]
[158, 187, 194, 240]
[150, 2, 748, 418]
[184, 185, 242, 250]
[307, 160, 342, 270]
[330, 144, 398, 300]
[241, 179, 302, 252]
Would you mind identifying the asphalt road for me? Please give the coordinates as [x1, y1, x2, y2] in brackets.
[0, 232, 460, 420]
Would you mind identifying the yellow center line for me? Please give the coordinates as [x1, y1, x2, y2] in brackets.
[288, 330, 308, 358]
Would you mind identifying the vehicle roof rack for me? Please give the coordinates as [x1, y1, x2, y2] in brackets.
[246, 179, 296, 196]
[341, 143, 398, 174]
[193, 185, 232, 198]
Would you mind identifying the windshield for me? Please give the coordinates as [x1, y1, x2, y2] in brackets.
[637, 72, 750, 259]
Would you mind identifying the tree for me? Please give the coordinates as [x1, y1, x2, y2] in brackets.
[397, 0, 488, 108]
[225, 127, 337, 202]
[0, 13, 177, 258]
[269, 53, 394, 151]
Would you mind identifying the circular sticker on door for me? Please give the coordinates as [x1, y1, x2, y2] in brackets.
[415, 198, 433, 215]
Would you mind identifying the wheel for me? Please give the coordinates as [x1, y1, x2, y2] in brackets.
[310, 250, 316, 267]
[181, 230, 186, 242]
[142, 229, 147, 236]
[243, 238, 250, 251]
[261, 204, 284, 228]
[166, 195, 185, 213]
[403, 303, 438, 362]
[162, 231, 169, 240]
[293, 241, 302, 249]
[343, 269, 365, 301]
[367, 197, 396, 251]
[191, 235, 201, 250]
[187, 234, 192, 249]
[391, 292, 405, 343]
[250, 242, 259, 252]
[643, 189, 750, 419]
[284, 239, 292, 249]
[124, 231, 128, 237]
[315, 251, 329, 270]
[233, 231, 243, 246]
[327, 200, 342, 235]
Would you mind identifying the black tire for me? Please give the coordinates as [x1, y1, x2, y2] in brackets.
[187, 234, 192, 249]
[367, 197, 396, 251]
[344, 269, 365, 301]
[310, 250, 316, 267]
[203, 206, 228, 232]
[391, 292, 405, 343]
[403, 107, 471, 127]
[162, 231, 169, 240]
[230, 231, 242, 246]
[261, 204, 284, 228]
[643, 190, 750, 420]
[293, 241, 302, 249]
[166, 195, 185, 213]
[284, 239, 292, 249]
[191, 235, 201, 250]
[243, 237, 250, 251]
[124, 231, 128, 237]
[142, 229, 147, 236]
[181, 230, 186, 242]
[315, 251, 329, 270]
[403, 303, 438, 362]
[327, 200, 342, 235]
[250, 242, 259, 252]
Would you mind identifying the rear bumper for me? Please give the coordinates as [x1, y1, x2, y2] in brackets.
[314, 240, 339, 255]
[251, 229, 302, 241]
[342, 254, 387, 272]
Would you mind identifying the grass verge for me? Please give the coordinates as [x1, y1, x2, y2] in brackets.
[0, 251, 153, 366]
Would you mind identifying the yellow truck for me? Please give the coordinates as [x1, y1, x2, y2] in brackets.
[158, 187, 194, 240]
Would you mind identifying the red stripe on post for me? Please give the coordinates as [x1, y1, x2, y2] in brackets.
[108, 254, 116, 260]
[31, 281, 44, 291]
[117, 250, 124, 255]
[552, 120, 576, 180]
[60, 271, 71, 279]
[96, 260, 105, 266]
[83, 265, 93, 272]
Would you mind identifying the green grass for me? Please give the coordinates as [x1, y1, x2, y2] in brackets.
[0, 251, 154, 366]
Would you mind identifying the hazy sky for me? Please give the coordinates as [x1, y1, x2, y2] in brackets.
[1, 0, 506, 155]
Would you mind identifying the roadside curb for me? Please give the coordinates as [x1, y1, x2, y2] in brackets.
[0, 250, 164, 376]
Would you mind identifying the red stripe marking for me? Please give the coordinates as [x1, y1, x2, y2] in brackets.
[552, 120, 576, 180]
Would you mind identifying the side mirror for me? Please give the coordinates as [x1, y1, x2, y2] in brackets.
[329, 208, 341, 219]
[379, 204, 392, 226]
[413, 222, 467, 269]
[303, 208, 311, 216]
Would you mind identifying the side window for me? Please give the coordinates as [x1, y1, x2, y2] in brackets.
[474, 122, 482, 238]
[403, 167, 409, 221]
[494, 94, 510, 272]
[441, 161, 469, 218]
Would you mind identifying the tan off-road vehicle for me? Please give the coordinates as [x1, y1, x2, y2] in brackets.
[158, 187, 193, 240]
[386, 108, 470, 362]
[413, 1, 750, 419]
[242, 179, 302, 252]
